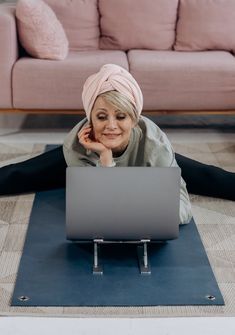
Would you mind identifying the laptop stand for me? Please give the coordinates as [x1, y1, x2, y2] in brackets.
[93, 239, 151, 275]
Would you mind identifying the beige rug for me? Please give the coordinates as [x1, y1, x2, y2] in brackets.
[0, 141, 234, 317]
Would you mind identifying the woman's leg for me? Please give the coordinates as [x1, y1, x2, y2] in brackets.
[175, 153, 235, 201]
[0, 146, 66, 196]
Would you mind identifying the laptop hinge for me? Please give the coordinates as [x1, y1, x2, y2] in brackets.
[92, 239, 151, 275]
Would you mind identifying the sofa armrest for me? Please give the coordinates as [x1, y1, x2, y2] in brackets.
[0, 4, 19, 108]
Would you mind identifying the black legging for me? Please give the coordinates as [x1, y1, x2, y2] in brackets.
[0, 146, 234, 200]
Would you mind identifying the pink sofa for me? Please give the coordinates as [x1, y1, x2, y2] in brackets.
[1, 0, 235, 114]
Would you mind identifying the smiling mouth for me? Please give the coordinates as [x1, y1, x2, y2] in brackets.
[103, 134, 121, 138]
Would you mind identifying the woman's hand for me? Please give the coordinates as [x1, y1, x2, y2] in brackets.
[78, 125, 106, 154]
[77, 125, 114, 166]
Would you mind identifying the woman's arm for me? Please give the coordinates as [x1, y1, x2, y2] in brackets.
[162, 144, 193, 225]
[63, 120, 115, 167]
[142, 117, 193, 224]
[77, 124, 115, 167]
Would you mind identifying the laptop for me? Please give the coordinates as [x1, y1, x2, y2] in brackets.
[66, 167, 181, 241]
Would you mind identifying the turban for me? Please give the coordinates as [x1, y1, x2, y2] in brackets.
[82, 64, 143, 121]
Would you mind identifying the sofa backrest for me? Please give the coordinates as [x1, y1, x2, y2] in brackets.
[99, 0, 179, 51]
[45, 0, 180, 52]
[44, 0, 100, 51]
[174, 0, 235, 54]
[14, 0, 235, 55]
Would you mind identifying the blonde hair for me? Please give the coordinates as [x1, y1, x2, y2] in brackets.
[95, 90, 139, 124]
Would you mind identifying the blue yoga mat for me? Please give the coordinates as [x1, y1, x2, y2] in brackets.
[11, 188, 224, 306]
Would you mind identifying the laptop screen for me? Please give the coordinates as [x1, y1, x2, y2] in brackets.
[66, 167, 180, 241]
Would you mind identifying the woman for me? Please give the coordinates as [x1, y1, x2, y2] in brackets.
[0, 64, 234, 220]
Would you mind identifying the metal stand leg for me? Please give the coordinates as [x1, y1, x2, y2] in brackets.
[93, 239, 103, 275]
[92, 239, 151, 275]
[137, 239, 151, 275]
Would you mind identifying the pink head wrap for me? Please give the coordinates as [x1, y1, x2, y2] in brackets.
[82, 64, 143, 121]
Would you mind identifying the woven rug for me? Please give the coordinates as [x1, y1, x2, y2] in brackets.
[0, 140, 234, 317]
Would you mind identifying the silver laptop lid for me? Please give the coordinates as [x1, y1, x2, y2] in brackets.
[66, 167, 180, 241]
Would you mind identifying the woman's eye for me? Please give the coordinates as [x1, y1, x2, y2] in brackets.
[97, 115, 107, 120]
[96, 113, 127, 121]
[117, 115, 126, 120]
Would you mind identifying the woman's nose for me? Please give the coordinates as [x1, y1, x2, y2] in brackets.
[106, 117, 117, 129]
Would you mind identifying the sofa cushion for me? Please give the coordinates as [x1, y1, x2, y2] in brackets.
[99, 0, 178, 51]
[128, 50, 235, 110]
[16, 0, 68, 60]
[175, 0, 235, 53]
[44, 0, 99, 51]
[12, 51, 128, 109]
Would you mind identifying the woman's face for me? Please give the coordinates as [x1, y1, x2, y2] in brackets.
[91, 96, 136, 153]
